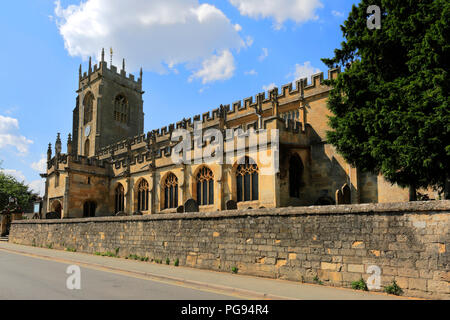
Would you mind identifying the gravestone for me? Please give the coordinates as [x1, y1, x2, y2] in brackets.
[176, 205, 184, 213]
[315, 196, 335, 206]
[115, 211, 127, 216]
[133, 211, 143, 216]
[225, 200, 237, 210]
[184, 199, 199, 213]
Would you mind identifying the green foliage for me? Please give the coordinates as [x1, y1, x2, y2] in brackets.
[96, 251, 118, 257]
[231, 266, 238, 274]
[165, 258, 170, 265]
[46, 243, 53, 249]
[351, 278, 368, 291]
[0, 165, 36, 212]
[105, 251, 117, 257]
[174, 258, 179, 266]
[127, 254, 148, 261]
[313, 275, 323, 285]
[115, 247, 120, 256]
[384, 280, 403, 296]
[66, 247, 76, 252]
[322, 0, 450, 196]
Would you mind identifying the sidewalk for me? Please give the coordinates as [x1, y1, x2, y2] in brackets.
[0, 242, 407, 300]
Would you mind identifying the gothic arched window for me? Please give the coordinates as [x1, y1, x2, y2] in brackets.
[84, 139, 90, 157]
[114, 94, 128, 124]
[115, 183, 125, 213]
[83, 92, 94, 125]
[137, 179, 149, 211]
[196, 167, 214, 205]
[289, 153, 304, 198]
[236, 157, 259, 202]
[163, 173, 178, 209]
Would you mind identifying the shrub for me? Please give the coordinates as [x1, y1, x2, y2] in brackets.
[231, 266, 238, 274]
[313, 275, 323, 285]
[384, 281, 403, 296]
[351, 278, 368, 291]
[174, 258, 179, 267]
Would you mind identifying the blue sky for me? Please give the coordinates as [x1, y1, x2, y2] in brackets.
[0, 0, 357, 194]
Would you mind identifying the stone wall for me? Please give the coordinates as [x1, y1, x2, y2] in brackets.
[10, 201, 450, 299]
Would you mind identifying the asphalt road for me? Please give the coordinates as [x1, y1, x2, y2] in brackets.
[0, 250, 237, 300]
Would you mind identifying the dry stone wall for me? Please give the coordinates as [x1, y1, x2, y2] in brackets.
[10, 201, 450, 299]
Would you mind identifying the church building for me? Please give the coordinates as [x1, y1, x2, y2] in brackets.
[41, 50, 426, 218]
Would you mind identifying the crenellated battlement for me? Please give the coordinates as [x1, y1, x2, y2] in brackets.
[147, 67, 339, 134]
[78, 49, 143, 92]
[94, 67, 339, 161]
[79, 61, 141, 86]
[96, 121, 305, 172]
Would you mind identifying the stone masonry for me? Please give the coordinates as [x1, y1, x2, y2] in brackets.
[10, 201, 450, 299]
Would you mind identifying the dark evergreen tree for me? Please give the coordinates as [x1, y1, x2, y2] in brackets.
[322, 0, 450, 199]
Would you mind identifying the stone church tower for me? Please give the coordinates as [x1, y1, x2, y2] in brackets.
[72, 48, 145, 157]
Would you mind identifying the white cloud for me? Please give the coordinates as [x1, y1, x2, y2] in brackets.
[288, 61, 321, 82]
[229, 0, 323, 28]
[258, 48, 268, 62]
[31, 155, 47, 173]
[244, 69, 257, 76]
[0, 115, 33, 155]
[262, 83, 276, 91]
[1, 169, 26, 182]
[54, 0, 244, 83]
[331, 10, 344, 17]
[188, 50, 235, 84]
[28, 179, 45, 196]
[0, 115, 19, 133]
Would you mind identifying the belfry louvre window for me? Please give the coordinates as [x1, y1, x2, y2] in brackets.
[236, 157, 259, 202]
[83, 92, 94, 125]
[164, 173, 178, 209]
[114, 94, 128, 124]
[196, 167, 214, 205]
[115, 183, 125, 213]
[137, 179, 149, 211]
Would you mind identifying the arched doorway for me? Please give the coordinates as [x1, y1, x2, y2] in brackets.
[342, 184, 351, 204]
[289, 153, 304, 198]
[51, 201, 62, 217]
[83, 201, 96, 217]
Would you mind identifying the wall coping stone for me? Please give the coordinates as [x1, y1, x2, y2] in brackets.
[13, 200, 450, 225]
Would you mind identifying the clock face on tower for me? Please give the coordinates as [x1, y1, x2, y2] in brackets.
[85, 125, 91, 137]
